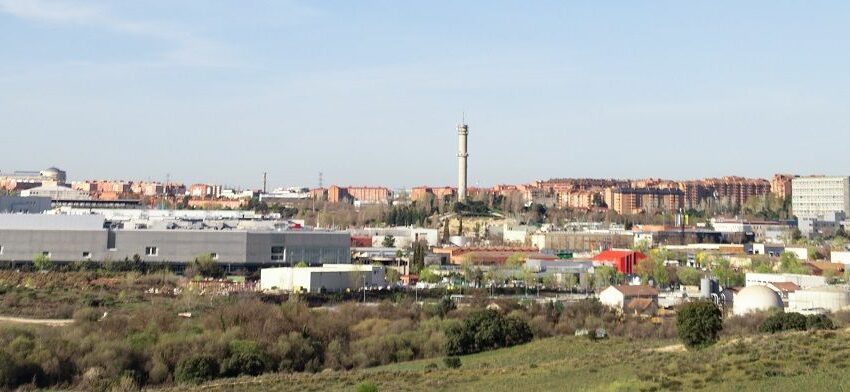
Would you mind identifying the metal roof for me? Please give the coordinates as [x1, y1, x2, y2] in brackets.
[0, 214, 105, 230]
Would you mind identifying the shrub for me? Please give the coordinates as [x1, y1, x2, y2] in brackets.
[221, 351, 266, 377]
[676, 300, 723, 349]
[443, 356, 462, 369]
[33, 254, 53, 272]
[355, 381, 379, 392]
[806, 314, 835, 331]
[175, 355, 219, 383]
[760, 312, 807, 333]
[0, 348, 47, 389]
[277, 332, 324, 372]
[445, 310, 533, 355]
[220, 340, 268, 377]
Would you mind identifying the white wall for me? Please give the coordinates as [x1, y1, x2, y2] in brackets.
[831, 251, 850, 265]
[598, 286, 625, 310]
[784, 247, 809, 261]
[745, 273, 826, 289]
[261, 265, 386, 292]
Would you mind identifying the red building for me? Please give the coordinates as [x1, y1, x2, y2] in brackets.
[351, 236, 373, 247]
[592, 250, 647, 275]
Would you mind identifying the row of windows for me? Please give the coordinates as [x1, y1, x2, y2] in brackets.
[0, 246, 217, 261]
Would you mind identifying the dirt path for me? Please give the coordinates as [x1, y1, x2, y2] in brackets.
[0, 316, 73, 327]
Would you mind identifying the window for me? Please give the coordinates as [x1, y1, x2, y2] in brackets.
[145, 247, 158, 256]
[0, 245, 3, 255]
[42, 251, 50, 257]
[271, 246, 284, 261]
[82, 252, 91, 259]
[210, 252, 218, 260]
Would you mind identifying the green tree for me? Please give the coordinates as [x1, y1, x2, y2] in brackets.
[185, 253, 224, 278]
[593, 265, 616, 289]
[175, 355, 219, 383]
[564, 273, 578, 291]
[676, 300, 723, 349]
[653, 262, 670, 287]
[505, 253, 525, 268]
[419, 266, 441, 283]
[635, 258, 655, 284]
[381, 235, 396, 248]
[385, 268, 401, 284]
[32, 253, 52, 271]
[778, 252, 807, 274]
[445, 310, 533, 355]
[677, 267, 702, 286]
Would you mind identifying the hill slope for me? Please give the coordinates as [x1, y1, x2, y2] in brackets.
[164, 330, 850, 391]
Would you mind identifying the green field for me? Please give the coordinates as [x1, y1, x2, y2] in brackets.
[163, 328, 850, 392]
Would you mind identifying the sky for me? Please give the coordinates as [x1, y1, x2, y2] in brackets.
[1, 1, 849, 189]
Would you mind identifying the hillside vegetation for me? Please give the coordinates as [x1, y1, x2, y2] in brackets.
[162, 329, 850, 392]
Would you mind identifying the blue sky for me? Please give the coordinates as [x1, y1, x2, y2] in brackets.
[1, 1, 848, 189]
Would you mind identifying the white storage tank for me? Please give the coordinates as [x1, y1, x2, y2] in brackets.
[733, 285, 783, 316]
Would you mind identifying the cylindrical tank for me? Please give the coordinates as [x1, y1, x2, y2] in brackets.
[700, 277, 712, 298]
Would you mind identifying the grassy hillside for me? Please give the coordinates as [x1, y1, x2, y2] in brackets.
[163, 328, 850, 391]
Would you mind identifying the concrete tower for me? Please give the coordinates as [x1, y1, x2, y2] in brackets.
[457, 121, 469, 202]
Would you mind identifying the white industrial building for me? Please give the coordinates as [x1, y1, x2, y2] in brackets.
[792, 176, 850, 219]
[21, 184, 90, 200]
[832, 251, 850, 265]
[260, 264, 386, 293]
[788, 286, 850, 314]
[745, 273, 826, 290]
[351, 227, 439, 247]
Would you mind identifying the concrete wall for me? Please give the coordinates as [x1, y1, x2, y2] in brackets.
[0, 227, 349, 266]
[113, 230, 248, 264]
[0, 229, 107, 262]
[0, 197, 51, 213]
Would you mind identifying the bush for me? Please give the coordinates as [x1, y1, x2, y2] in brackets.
[221, 352, 266, 377]
[355, 381, 379, 392]
[32, 254, 52, 272]
[760, 312, 807, 333]
[443, 356, 462, 369]
[806, 314, 835, 331]
[175, 355, 219, 383]
[676, 300, 723, 349]
[277, 332, 324, 372]
[0, 351, 45, 389]
[445, 310, 533, 355]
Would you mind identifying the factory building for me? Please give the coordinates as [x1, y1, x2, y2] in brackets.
[745, 272, 826, 289]
[0, 214, 349, 268]
[788, 286, 850, 314]
[260, 264, 386, 293]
